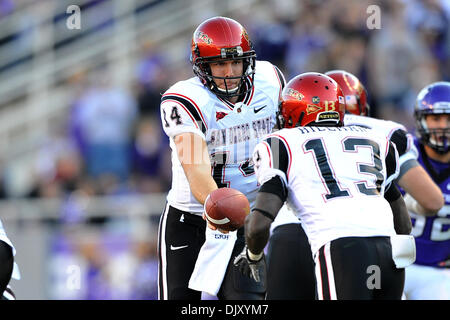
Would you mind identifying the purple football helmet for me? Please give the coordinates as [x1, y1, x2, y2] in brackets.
[414, 81, 450, 154]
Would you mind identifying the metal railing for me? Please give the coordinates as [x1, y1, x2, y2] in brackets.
[1, 192, 167, 299]
[0, 192, 167, 222]
[0, 0, 258, 162]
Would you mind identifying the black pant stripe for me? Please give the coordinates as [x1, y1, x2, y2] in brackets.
[319, 246, 331, 300]
[157, 203, 169, 300]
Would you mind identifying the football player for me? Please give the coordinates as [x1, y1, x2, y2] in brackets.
[326, 70, 444, 215]
[235, 72, 414, 299]
[261, 70, 443, 300]
[158, 16, 285, 300]
[0, 220, 15, 299]
[263, 204, 315, 300]
[403, 81, 450, 300]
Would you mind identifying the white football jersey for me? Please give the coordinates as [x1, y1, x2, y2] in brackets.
[161, 61, 284, 214]
[344, 114, 418, 171]
[253, 125, 400, 254]
[271, 114, 419, 231]
[0, 220, 15, 255]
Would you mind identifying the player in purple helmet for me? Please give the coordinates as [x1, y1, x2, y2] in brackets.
[403, 81, 450, 300]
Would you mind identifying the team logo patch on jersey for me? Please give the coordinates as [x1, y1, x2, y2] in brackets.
[196, 31, 212, 44]
[312, 96, 320, 104]
[306, 104, 322, 114]
[286, 88, 304, 101]
[216, 111, 228, 121]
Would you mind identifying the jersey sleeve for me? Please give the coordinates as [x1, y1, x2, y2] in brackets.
[160, 93, 208, 140]
[389, 128, 419, 179]
[274, 65, 286, 94]
[253, 135, 291, 187]
[385, 140, 400, 188]
[257, 61, 286, 103]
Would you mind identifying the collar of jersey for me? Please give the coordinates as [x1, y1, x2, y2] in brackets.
[217, 76, 254, 110]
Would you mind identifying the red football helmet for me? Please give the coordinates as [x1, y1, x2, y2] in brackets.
[279, 72, 346, 128]
[190, 16, 256, 98]
[325, 70, 369, 116]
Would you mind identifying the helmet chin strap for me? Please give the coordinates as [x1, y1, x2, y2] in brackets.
[214, 77, 241, 97]
[217, 86, 239, 93]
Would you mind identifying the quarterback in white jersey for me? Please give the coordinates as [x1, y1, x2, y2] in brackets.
[161, 59, 282, 213]
[235, 73, 414, 300]
[158, 17, 284, 300]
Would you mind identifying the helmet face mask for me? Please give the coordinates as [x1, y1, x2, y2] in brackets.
[414, 81, 450, 154]
[193, 55, 255, 97]
[325, 70, 370, 117]
[190, 17, 256, 99]
[278, 72, 346, 128]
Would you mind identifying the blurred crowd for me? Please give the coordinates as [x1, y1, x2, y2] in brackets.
[243, 0, 450, 127]
[0, 0, 449, 299]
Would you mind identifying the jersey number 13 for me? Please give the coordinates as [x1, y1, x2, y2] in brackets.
[303, 137, 384, 201]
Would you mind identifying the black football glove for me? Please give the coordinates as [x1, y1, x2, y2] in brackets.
[233, 246, 265, 282]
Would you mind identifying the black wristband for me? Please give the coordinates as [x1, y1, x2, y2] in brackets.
[252, 208, 275, 221]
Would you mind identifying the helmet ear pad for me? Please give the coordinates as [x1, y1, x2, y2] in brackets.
[281, 100, 306, 128]
[192, 61, 211, 86]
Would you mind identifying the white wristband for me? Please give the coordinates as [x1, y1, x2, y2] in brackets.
[247, 249, 263, 261]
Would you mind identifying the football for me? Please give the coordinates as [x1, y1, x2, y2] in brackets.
[204, 188, 250, 231]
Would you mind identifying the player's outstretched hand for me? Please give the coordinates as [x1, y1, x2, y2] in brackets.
[202, 212, 229, 234]
[233, 246, 265, 282]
